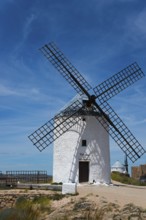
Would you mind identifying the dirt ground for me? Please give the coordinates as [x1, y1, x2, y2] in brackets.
[1, 182, 146, 219]
[77, 181, 146, 208]
[50, 181, 146, 210]
[1, 181, 146, 209]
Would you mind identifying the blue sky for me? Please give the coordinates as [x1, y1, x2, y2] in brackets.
[0, 0, 146, 175]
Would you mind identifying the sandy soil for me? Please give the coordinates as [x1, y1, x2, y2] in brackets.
[77, 182, 146, 208]
[51, 181, 146, 210]
[1, 181, 146, 209]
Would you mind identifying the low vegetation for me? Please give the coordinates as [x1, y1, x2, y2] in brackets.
[111, 171, 146, 186]
[0, 190, 146, 220]
[0, 193, 65, 220]
[0, 197, 41, 220]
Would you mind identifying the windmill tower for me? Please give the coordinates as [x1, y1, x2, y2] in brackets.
[29, 42, 145, 184]
[53, 95, 110, 184]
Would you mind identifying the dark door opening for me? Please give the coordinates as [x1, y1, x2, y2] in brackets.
[79, 161, 89, 183]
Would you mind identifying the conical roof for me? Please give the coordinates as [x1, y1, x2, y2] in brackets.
[111, 160, 124, 169]
[55, 94, 101, 117]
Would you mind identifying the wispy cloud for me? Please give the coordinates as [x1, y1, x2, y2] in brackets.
[0, 84, 17, 96]
[123, 8, 146, 46]
[13, 13, 37, 56]
[133, 9, 146, 34]
[0, 83, 44, 100]
[23, 14, 36, 40]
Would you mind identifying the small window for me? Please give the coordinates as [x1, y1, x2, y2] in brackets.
[82, 140, 87, 147]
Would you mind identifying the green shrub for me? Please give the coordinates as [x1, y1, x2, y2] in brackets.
[0, 208, 16, 220]
[51, 182, 62, 185]
[33, 195, 51, 212]
[111, 172, 146, 186]
[15, 196, 32, 208]
[15, 196, 40, 220]
[0, 193, 66, 220]
[0, 195, 52, 220]
[0, 203, 40, 220]
[49, 193, 65, 201]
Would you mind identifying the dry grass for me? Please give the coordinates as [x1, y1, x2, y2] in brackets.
[0, 195, 51, 220]
[1, 184, 146, 219]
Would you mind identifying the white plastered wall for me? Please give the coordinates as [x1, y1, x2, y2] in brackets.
[53, 115, 111, 184]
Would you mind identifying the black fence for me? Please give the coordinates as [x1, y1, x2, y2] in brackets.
[0, 170, 51, 186]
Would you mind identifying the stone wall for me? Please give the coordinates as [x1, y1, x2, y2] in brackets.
[132, 164, 146, 179]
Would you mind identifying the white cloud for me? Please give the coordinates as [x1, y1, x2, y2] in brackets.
[134, 10, 146, 34]
[0, 83, 41, 99]
[124, 8, 146, 45]
[13, 13, 37, 55]
[0, 84, 17, 96]
[23, 13, 36, 40]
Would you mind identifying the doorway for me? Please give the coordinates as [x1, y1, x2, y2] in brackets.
[79, 161, 89, 183]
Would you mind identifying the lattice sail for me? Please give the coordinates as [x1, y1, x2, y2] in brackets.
[29, 42, 145, 163]
[94, 101, 145, 162]
[40, 42, 92, 94]
[93, 62, 144, 103]
[28, 100, 84, 151]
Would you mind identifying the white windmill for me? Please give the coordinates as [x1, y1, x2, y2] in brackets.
[29, 42, 145, 184]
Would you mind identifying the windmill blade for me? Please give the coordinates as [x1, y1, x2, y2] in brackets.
[93, 62, 145, 103]
[93, 101, 145, 162]
[40, 42, 92, 94]
[28, 100, 84, 152]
